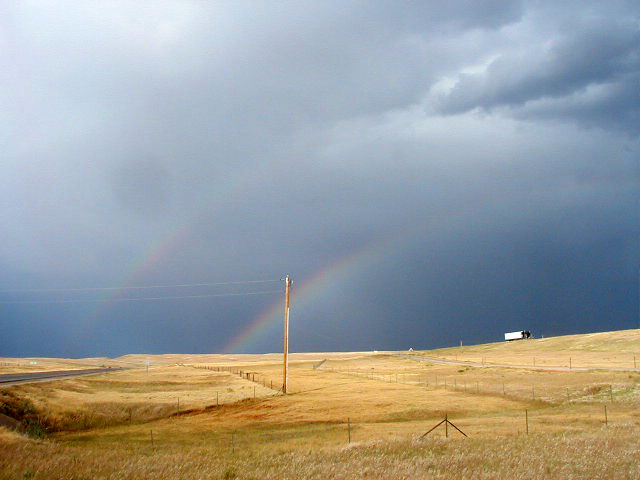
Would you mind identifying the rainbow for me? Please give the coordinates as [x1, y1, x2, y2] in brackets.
[88, 159, 423, 353]
[90, 218, 200, 324]
[90, 164, 264, 317]
[222, 231, 414, 353]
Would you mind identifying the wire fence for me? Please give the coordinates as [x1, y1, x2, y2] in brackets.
[141, 402, 633, 454]
[317, 366, 638, 404]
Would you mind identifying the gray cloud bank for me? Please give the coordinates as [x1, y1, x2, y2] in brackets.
[1, 1, 638, 356]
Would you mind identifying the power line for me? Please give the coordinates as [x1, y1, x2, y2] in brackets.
[0, 279, 282, 294]
[0, 290, 283, 304]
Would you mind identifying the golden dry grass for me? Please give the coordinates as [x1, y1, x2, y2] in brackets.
[2, 365, 276, 432]
[2, 424, 639, 479]
[422, 329, 640, 370]
[1, 329, 639, 479]
[0, 357, 113, 374]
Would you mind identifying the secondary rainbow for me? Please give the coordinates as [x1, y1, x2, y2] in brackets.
[90, 164, 263, 318]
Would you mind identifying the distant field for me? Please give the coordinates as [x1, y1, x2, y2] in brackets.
[1, 329, 639, 479]
[0, 357, 115, 374]
[421, 329, 640, 370]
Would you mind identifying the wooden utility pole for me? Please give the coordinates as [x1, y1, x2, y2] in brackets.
[283, 275, 291, 393]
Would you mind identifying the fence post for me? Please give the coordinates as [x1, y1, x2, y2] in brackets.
[217, 392, 219, 406]
[348, 418, 351, 443]
[609, 385, 613, 402]
[604, 405, 608, 426]
[445, 412, 448, 438]
[525, 409, 529, 435]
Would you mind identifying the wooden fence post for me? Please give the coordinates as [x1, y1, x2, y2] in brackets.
[609, 385, 613, 402]
[525, 409, 529, 435]
[421, 415, 467, 438]
[445, 413, 448, 438]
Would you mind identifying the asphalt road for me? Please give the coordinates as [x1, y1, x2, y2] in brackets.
[0, 368, 123, 386]
[395, 354, 639, 372]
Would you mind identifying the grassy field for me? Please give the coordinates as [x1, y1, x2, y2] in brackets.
[0, 357, 116, 374]
[422, 329, 640, 370]
[1, 329, 639, 479]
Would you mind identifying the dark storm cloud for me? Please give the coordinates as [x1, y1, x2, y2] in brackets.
[0, 1, 638, 356]
[434, 7, 640, 133]
[511, 72, 640, 134]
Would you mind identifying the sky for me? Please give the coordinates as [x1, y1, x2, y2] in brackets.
[1, 1, 638, 358]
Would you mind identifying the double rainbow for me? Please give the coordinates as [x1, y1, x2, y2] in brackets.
[91, 160, 420, 352]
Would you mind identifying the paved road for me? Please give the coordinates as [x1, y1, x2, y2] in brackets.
[395, 354, 639, 372]
[0, 368, 123, 386]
